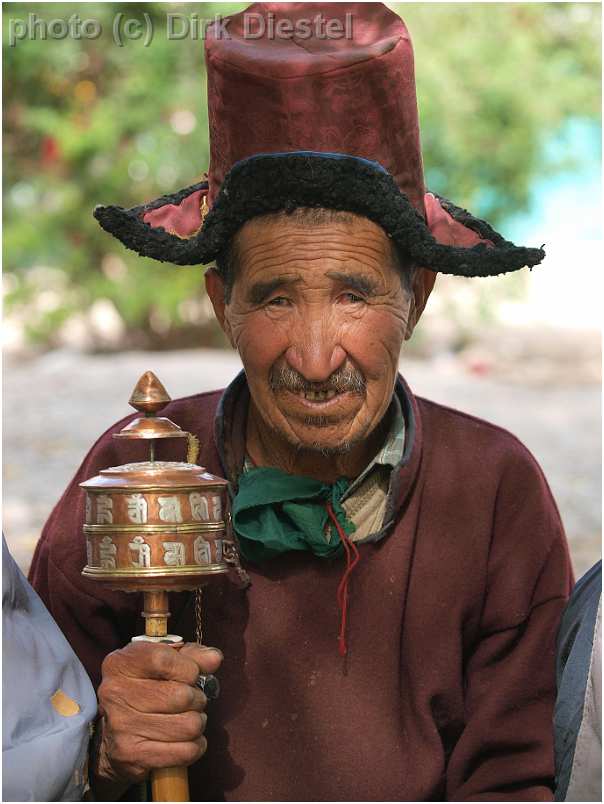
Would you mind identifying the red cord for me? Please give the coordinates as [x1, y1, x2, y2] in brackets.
[326, 502, 360, 657]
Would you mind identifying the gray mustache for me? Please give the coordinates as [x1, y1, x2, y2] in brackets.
[269, 366, 366, 394]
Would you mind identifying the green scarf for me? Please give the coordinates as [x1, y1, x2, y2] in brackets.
[232, 466, 356, 563]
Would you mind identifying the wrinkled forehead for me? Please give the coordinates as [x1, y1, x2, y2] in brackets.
[231, 210, 401, 284]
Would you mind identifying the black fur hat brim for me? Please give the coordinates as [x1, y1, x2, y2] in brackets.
[94, 152, 545, 277]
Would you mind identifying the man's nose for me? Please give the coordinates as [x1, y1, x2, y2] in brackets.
[285, 315, 346, 382]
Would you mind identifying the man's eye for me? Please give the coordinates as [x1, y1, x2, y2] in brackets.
[267, 296, 290, 307]
[339, 292, 365, 304]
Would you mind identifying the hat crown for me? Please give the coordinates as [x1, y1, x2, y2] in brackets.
[206, 3, 405, 77]
[204, 2, 424, 212]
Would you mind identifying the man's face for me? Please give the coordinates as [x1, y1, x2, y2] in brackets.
[208, 213, 421, 455]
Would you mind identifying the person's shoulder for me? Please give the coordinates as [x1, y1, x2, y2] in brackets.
[164, 387, 225, 412]
[415, 394, 560, 518]
[161, 387, 225, 428]
[95, 387, 224, 442]
[416, 394, 542, 470]
[560, 560, 602, 640]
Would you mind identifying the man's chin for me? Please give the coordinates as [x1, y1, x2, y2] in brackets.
[265, 402, 368, 456]
[302, 439, 355, 456]
[279, 425, 360, 456]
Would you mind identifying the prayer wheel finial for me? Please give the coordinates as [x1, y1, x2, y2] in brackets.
[129, 371, 171, 414]
[114, 372, 187, 442]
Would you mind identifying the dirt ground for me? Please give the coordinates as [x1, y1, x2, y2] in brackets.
[3, 346, 601, 579]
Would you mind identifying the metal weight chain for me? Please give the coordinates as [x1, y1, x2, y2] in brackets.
[193, 586, 221, 700]
[194, 586, 204, 646]
[188, 429, 204, 649]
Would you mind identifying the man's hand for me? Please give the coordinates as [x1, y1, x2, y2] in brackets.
[91, 641, 223, 798]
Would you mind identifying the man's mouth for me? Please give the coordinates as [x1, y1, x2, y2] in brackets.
[269, 366, 366, 405]
[294, 388, 338, 402]
[280, 388, 354, 410]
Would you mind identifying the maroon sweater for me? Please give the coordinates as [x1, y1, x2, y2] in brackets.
[29, 377, 573, 801]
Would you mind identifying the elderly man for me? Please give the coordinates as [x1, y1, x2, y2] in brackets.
[29, 3, 573, 801]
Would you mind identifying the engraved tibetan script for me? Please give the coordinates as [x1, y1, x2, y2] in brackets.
[158, 496, 183, 523]
[211, 495, 223, 521]
[194, 536, 211, 566]
[99, 535, 117, 569]
[129, 535, 151, 568]
[163, 542, 185, 567]
[85, 538, 93, 566]
[126, 494, 148, 525]
[85, 495, 92, 524]
[189, 493, 209, 521]
[96, 495, 113, 524]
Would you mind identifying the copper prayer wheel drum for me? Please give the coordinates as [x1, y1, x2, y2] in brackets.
[80, 371, 234, 593]
[81, 462, 230, 592]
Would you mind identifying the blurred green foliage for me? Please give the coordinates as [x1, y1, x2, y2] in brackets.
[3, 2, 601, 349]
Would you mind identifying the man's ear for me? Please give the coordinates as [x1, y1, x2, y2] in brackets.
[405, 267, 437, 340]
[205, 268, 234, 346]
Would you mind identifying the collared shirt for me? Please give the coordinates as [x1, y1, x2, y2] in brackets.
[342, 393, 405, 500]
[340, 393, 405, 543]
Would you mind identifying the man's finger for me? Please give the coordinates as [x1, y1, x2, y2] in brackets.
[110, 709, 207, 744]
[103, 678, 207, 714]
[104, 642, 215, 686]
[179, 643, 224, 675]
[131, 736, 208, 770]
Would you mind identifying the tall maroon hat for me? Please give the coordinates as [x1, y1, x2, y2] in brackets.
[94, 2, 545, 277]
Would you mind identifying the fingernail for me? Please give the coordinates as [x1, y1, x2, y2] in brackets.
[201, 646, 223, 660]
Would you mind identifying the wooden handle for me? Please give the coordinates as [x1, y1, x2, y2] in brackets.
[151, 766, 190, 801]
[142, 592, 190, 800]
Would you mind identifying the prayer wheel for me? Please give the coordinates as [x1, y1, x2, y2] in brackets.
[81, 371, 236, 801]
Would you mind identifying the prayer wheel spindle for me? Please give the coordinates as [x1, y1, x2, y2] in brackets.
[81, 371, 236, 801]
